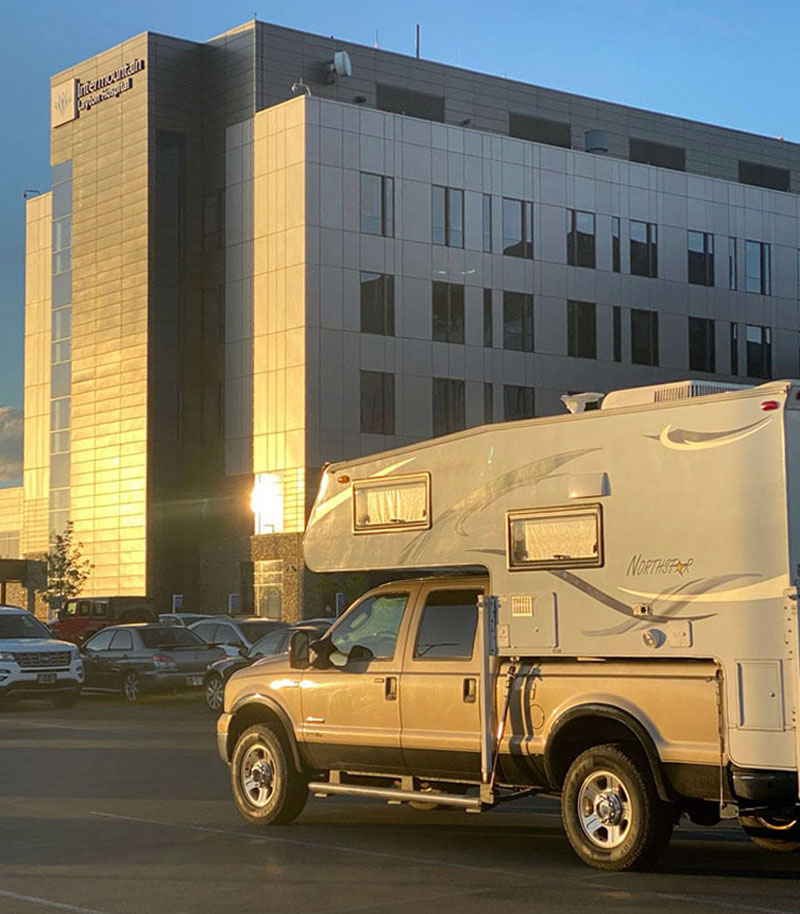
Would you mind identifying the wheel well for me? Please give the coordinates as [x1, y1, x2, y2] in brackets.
[227, 702, 303, 773]
[545, 711, 669, 801]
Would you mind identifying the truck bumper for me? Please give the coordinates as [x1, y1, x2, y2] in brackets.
[731, 766, 798, 805]
[217, 712, 232, 765]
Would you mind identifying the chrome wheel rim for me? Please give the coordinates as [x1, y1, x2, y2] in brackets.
[123, 674, 140, 701]
[577, 769, 632, 849]
[756, 814, 799, 832]
[206, 677, 224, 711]
[241, 742, 276, 808]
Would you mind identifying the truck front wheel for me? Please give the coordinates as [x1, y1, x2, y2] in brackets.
[231, 724, 308, 825]
[740, 812, 800, 852]
[561, 743, 673, 871]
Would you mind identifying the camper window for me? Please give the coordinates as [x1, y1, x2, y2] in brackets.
[507, 505, 603, 569]
[353, 474, 430, 533]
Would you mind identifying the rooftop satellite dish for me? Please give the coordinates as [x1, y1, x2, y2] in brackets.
[329, 50, 352, 81]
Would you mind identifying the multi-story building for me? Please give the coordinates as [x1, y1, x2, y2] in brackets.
[13, 19, 800, 618]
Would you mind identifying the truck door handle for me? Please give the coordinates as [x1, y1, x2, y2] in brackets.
[463, 677, 477, 703]
[385, 676, 397, 701]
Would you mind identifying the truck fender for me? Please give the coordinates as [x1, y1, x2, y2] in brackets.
[543, 702, 671, 802]
[227, 693, 304, 773]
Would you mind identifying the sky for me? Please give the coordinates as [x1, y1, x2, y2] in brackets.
[1, 0, 799, 415]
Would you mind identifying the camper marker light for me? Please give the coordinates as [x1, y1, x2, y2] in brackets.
[337, 475, 350, 484]
[761, 400, 779, 411]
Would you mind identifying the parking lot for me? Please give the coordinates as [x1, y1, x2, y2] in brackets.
[1, 693, 800, 914]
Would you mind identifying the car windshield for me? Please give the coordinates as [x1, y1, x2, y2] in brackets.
[139, 628, 205, 649]
[0, 613, 53, 640]
[238, 621, 283, 642]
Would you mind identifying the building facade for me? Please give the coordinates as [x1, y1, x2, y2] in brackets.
[16, 19, 800, 618]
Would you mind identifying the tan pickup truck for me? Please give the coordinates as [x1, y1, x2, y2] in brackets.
[216, 574, 794, 871]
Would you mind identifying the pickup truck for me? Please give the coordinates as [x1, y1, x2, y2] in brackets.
[216, 575, 786, 871]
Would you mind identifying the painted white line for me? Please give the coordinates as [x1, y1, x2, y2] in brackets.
[0, 888, 111, 914]
[589, 883, 799, 914]
[89, 810, 537, 878]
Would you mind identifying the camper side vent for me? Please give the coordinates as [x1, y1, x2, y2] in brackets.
[602, 380, 751, 411]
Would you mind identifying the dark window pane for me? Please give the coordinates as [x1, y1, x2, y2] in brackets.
[567, 210, 595, 268]
[360, 272, 394, 336]
[746, 325, 772, 379]
[613, 306, 622, 362]
[503, 292, 534, 352]
[509, 113, 571, 149]
[502, 198, 532, 258]
[630, 221, 657, 277]
[612, 218, 621, 273]
[376, 84, 444, 121]
[360, 370, 395, 434]
[483, 288, 493, 347]
[745, 241, 770, 294]
[414, 590, 480, 660]
[432, 185, 446, 245]
[482, 194, 492, 252]
[688, 317, 716, 372]
[567, 300, 597, 359]
[730, 323, 739, 376]
[728, 237, 738, 290]
[738, 160, 790, 192]
[361, 173, 382, 235]
[688, 231, 714, 286]
[503, 385, 535, 420]
[484, 382, 493, 423]
[432, 378, 466, 437]
[629, 137, 686, 171]
[630, 308, 659, 366]
[432, 282, 464, 343]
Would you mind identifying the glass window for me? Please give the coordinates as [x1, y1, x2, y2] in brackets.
[730, 323, 739, 376]
[414, 590, 481, 660]
[353, 475, 430, 532]
[629, 138, 686, 171]
[688, 231, 714, 286]
[630, 221, 657, 277]
[508, 505, 603, 569]
[52, 307, 71, 342]
[613, 306, 622, 362]
[745, 241, 771, 295]
[83, 629, 115, 652]
[630, 308, 659, 366]
[482, 194, 492, 252]
[432, 185, 446, 245]
[567, 300, 597, 359]
[51, 363, 71, 398]
[612, 217, 621, 273]
[216, 624, 244, 646]
[251, 629, 291, 658]
[360, 370, 395, 435]
[567, 210, 596, 268]
[191, 622, 217, 643]
[51, 397, 70, 431]
[502, 198, 533, 258]
[360, 273, 394, 336]
[109, 630, 133, 651]
[140, 628, 204, 648]
[432, 282, 465, 343]
[738, 160, 790, 192]
[432, 378, 466, 437]
[688, 317, 716, 373]
[50, 453, 70, 489]
[484, 382, 494, 424]
[330, 592, 409, 660]
[361, 173, 394, 237]
[728, 237, 738, 290]
[746, 325, 772, 379]
[504, 385, 535, 421]
[503, 291, 534, 352]
[483, 289, 493, 347]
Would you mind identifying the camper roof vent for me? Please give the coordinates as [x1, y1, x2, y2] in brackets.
[601, 380, 751, 411]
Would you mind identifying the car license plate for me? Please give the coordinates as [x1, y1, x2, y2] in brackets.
[187, 675, 203, 687]
[37, 672, 56, 684]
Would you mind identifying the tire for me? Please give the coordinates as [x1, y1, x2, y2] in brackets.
[740, 813, 800, 852]
[205, 674, 225, 712]
[231, 723, 308, 825]
[561, 743, 674, 871]
[52, 692, 79, 708]
[121, 672, 141, 703]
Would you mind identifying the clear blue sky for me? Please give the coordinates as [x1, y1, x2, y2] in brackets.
[1, 0, 798, 408]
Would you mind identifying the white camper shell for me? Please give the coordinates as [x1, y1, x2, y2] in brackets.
[305, 379, 800, 792]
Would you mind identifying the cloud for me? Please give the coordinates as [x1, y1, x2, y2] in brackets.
[0, 407, 23, 488]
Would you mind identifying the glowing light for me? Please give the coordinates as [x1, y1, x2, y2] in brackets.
[252, 472, 284, 534]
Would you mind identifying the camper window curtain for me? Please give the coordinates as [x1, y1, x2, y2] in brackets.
[353, 475, 430, 532]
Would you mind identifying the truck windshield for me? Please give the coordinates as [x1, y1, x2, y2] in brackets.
[330, 593, 408, 660]
[0, 614, 53, 640]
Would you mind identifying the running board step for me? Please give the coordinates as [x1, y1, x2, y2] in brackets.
[308, 780, 483, 810]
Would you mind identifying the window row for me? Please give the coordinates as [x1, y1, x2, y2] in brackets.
[360, 372, 536, 437]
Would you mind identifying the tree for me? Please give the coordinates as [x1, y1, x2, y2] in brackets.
[38, 521, 93, 612]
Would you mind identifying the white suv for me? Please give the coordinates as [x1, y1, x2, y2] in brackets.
[0, 606, 84, 708]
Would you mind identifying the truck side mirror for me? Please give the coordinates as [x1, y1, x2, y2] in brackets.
[288, 630, 310, 669]
[347, 644, 375, 664]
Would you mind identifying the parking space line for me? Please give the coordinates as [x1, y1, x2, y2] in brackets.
[0, 888, 111, 914]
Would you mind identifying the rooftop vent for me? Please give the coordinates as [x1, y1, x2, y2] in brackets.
[584, 129, 607, 153]
[601, 380, 751, 411]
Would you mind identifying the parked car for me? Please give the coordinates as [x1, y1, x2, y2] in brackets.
[81, 624, 225, 702]
[0, 605, 84, 708]
[158, 613, 213, 627]
[188, 616, 288, 658]
[204, 619, 332, 711]
[51, 596, 158, 646]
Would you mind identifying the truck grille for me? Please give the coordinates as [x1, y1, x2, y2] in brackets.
[13, 651, 71, 669]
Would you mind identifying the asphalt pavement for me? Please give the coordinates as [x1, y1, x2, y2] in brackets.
[1, 691, 800, 914]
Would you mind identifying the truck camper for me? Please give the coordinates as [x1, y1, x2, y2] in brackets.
[218, 379, 800, 870]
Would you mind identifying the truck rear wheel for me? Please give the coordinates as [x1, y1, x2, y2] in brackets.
[231, 724, 308, 825]
[740, 813, 800, 852]
[561, 743, 673, 871]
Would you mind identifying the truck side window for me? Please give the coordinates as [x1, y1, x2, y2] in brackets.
[330, 593, 408, 660]
[414, 590, 480, 660]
